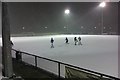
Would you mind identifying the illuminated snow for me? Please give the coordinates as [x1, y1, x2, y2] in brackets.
[0, 35, 118, 77]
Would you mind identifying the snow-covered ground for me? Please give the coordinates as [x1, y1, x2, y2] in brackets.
[0, 35, 118, 78]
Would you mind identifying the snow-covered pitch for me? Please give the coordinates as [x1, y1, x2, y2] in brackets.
[0, 35, 118, 78]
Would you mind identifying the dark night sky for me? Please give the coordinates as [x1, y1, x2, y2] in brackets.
[7, 2, 118, 34]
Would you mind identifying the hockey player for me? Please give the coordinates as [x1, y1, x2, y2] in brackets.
[50, 38, 54, 48]
[78, 37, 82, 45]
[65, 37, 69, 44]
[74, 37, 78, 45]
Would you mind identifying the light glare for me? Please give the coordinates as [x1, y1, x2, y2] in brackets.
[65, 9, 70, 14]
[99, 2, 106, 8]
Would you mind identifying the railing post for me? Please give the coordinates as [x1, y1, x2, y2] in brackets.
[100, 74, 103, 79]
[58, 62, 60, 79]
[20, 52, 22, 61]
[16, 51, 18, 60]
[35, 56, 37, 67]
[16, 51, 22, 61]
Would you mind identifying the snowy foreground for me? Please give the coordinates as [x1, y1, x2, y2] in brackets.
[0, 35, 118, 78]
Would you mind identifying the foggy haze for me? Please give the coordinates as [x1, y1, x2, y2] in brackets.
[5, 2, 118, 35]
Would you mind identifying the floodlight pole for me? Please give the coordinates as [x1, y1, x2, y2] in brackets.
[101, 8, 103, 34]
[99, 2, 106, 34]
[64, 9, 70, 33]
[2, 2, 13, 78]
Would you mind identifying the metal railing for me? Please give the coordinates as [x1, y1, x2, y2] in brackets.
[12, 49, 119, 80]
